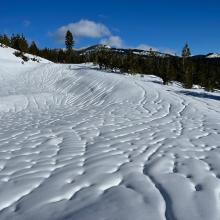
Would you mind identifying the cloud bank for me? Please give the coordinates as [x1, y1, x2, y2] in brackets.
[54, 19, 111, 40]
[100, 36, 123, 48]
[52, 19, 175, 54]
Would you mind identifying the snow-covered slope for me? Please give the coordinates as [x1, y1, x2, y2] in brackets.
[0, 44, 50, 66]
[0, 46, 220, 220]
[206, 53, 220, 58]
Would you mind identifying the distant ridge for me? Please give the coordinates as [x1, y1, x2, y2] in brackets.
[77, 44, 174, 58]
[76, 44, 220, 60]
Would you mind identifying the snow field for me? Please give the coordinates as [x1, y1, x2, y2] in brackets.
[0, 46, 220, 219]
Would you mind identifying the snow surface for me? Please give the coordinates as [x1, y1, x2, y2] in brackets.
[0, 44, 50, 65]
[0, 47, 220, 220]
[206, 53, 220, 58]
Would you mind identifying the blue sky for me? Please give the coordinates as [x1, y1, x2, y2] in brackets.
[0, 0, 219, 54]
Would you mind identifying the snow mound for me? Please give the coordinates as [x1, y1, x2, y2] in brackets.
[0, 46, 220, 220]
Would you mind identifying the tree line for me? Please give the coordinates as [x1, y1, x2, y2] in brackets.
[88, 44, 220, 91]
[0, 31, 220, 91]
[0, 32, 83, 63]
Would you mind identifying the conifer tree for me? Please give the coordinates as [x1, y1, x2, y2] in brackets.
[29, 41, 39, 55]
[20, 34, 29, 53]
[65, 30, 74, 51]
[182, 43, 191, 58]
[58, 49, 66, 63]
[182, 43, 193, 88]
[11, 34, 28, 53]
[0, 34, 10, 47]
[11, 34, 20, 50]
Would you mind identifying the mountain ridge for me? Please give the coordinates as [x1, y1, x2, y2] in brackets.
[76, 44, 220, 59]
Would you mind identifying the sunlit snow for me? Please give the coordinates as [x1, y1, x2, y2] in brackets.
[0, 46, 220, 220]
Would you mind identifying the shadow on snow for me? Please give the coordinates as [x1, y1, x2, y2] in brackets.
[177, 90, 220, 101]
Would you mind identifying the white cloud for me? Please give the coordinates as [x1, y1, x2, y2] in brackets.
[52, 20, 176, 55]
[100, 36, 123, 48]
[54, 19, 111, 40]
[52, 19, 124, 48]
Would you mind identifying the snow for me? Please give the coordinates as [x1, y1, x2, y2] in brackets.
[0, 44, 51, 65]
[133, 51, 167, 57]
[0, 46, 220, 220]
[206, 53, 220, 58]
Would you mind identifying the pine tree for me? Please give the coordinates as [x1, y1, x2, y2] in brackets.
[58, 49, 66, 63]
[65, 50, 75, 63]
[11, 34, 19, 50]
[11, 34, 28, 53]
[183, 68, 193, 89]
[29, 41, 39, 55]
[183, 59, 193, 89]
[182, 43, 192, 88]
[0, 34, 10, 47]
[65, 30, 74, 52]
[20, 34, 29, 53]
[182, 43, 191, 58]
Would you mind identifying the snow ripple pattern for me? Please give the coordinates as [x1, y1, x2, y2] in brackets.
[0, 63, 220, 220]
